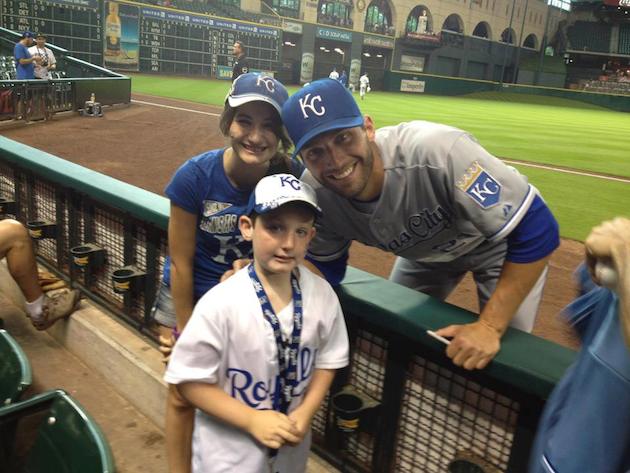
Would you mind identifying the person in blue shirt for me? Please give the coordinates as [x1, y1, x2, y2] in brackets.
[152, 73, 300, 473]
[13, 31, 40, 80]
[339, 69, 348, 88]
[529, 217, 630, 473]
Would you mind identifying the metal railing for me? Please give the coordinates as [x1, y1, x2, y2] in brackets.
[0, 137, 576, 472]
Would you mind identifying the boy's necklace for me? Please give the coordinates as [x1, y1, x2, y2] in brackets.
[247, 263, 302, 415]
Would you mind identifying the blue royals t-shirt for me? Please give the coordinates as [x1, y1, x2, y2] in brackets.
[14, 42, 34, 80]
[163, 149, 253, 300]
[162, 149, 303, 300]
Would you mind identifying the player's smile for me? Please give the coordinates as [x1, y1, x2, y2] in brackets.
[328, 162, 356, 180]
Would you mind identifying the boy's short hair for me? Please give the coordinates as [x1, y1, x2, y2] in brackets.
[247, 174, 321, 219]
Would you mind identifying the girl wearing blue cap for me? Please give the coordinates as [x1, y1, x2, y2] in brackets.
[153, 73, 300, 473]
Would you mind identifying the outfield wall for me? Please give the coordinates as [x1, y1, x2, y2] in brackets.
[0, 136, 576, 472]
[384, 69, 630, 112]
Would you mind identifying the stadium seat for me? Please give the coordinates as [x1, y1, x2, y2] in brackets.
[0, 329, 32, 406]
[0, 389, 115, 473]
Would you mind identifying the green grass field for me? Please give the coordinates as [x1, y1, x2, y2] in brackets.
[129, 73, 630, 241]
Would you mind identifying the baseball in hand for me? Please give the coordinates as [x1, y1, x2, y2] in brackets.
[595, 262, 618, 289]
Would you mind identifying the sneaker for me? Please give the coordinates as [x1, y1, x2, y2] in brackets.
[32, 289, 81, 331]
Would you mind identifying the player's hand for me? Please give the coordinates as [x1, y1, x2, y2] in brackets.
[286, 406, 311, 446]
[585, 217, 630, 289]
[434, 320, 500, 370]
[220, 258, 252, 282]
[247, 410, 300, 449]
[32, 55, 42, 64]
[158, 333, 175, 364]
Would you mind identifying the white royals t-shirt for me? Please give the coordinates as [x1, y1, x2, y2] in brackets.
[165, 265, 349, 473]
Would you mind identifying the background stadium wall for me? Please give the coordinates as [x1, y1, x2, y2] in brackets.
[384, 69, 630, 112]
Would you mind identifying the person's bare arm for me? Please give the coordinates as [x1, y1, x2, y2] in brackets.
[168, 204, 197, 330]
[177, 383, 300, 449]
[585, 217, 630, 347]
[436, 257, 549, 370]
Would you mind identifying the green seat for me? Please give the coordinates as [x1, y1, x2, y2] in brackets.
[0, 329, 32, 406]
[0, 389, 115, 473]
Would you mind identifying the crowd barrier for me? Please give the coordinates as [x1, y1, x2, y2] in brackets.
[0, 136, 576, 472]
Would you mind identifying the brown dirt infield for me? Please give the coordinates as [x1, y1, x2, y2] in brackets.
[1, 94, 582, 349]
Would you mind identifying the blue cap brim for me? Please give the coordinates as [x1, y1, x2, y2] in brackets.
[290, 114, 365, 160]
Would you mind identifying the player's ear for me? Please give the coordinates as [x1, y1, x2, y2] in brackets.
[239, 215, 254, 241]
[363, 115, 375, 141]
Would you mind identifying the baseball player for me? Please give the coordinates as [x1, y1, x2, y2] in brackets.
[281, 79, 560, 371]
[529, 217, 630, 473]
[165, 173, 349, 473]
[359, 72, 370, 100]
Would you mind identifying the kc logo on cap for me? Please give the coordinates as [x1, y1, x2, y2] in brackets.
[282, 79, 365, 159]
[249, 174, 321, 216]
[298, 94, 325, 119]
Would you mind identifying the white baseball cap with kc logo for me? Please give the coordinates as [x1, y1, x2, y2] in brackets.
[247, 174, 322, 217]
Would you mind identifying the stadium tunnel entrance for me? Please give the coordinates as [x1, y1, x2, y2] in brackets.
[313, 37, 350, 81]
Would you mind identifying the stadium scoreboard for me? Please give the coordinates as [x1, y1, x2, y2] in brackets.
[0, 0, 103, 65]
[0, 0, 280, 77]
[137, 6, 279, 76]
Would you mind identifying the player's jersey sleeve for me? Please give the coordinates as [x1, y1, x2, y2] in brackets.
[448, 133, 535, 241]
[164, 291, 226, 385]
[310, 277, 349, 370]
[49, 49, 56, 66]
[165, 158, 203, 215]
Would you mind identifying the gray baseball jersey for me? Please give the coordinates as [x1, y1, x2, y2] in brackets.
[304, 121, 536, 264]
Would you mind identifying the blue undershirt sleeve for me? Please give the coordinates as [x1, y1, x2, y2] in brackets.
[306, 250, 349, 287]
[506, 194, 559, 263]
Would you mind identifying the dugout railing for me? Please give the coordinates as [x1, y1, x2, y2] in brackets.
[0, 136, 576, 473]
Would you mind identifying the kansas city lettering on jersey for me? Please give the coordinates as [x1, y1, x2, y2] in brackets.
[456, 161, 502, 209]
[226, 347, 317, 408]
[384, 205, 452, 252]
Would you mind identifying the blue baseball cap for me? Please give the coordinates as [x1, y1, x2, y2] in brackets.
[21, 31, 35, 39]
[227, 73, 289, 115]
[247, 173, 321, 217]
[282, 79, 364, 159]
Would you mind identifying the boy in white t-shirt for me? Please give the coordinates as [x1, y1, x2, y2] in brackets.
[165, 173, 350, 473]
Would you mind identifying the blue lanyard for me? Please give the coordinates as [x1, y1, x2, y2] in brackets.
[247, 263, 303, 414]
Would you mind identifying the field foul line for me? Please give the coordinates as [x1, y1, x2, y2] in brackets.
[131, 99, 221, 117]
[131, 99, 629, 184]
[502, 159, 630, 184]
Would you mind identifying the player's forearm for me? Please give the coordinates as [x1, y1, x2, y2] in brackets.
[293, 369, 335, 421]
[169, 263, 195, 329]
[177, 382, 256, 433]
[479, 257, 550, 335]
